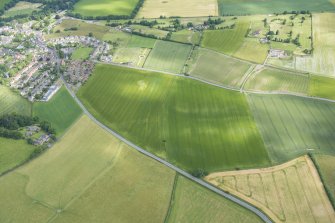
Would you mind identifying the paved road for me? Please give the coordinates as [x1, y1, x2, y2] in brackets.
[61, 79, 273, 223]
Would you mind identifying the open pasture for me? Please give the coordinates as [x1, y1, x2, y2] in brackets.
[0, 85, 31, 116]
[130, 25, 169, 39]
[309, 75, 335, 100]
[188, 48, 251, 87]
[170, 30, 201, 45]
[3, 1, 42, 18]
[217, 0, 335, 15]
[71, 47, 93, 60]
[143, 40, 192, 74]
[137, 0, 218, 18]
[113, 47, 150, 67]
[248, 94, 335, 163]
[166, 175, 263, 223]
[127, 35, 156, 48]
[73, 0, 139, 17]
[206, 156, 335, 223]
[33, 86, 82, 136]
[244, 68, 310, 94]
[78, 64, 270, 172]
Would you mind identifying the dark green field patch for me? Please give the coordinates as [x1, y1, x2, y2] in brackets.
[78, 64, 270, 172]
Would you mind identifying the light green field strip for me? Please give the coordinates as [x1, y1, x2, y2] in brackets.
[71, 47, 93, 60]
[33, 86, 83, 137]
[113, 47, 151, 67]
[144, 40, 192, 74]
[78, 64, 270, 172]
[189, 48, 251, 87]
[217, 0, 335, 15]
[0, 85, 31, 116]
[244, 68, 310, 94]
[166, 175, 263, 223]
[309, 75, 335, 100]
[127, 35, 156, 48]
[233, 38, 269, 64]
[248, 94, 335, 163]
[170, 30, 201, 45]
[295, 13, 335, 76]
[0, 138, 35, 175]
[73, 0, 139, 16]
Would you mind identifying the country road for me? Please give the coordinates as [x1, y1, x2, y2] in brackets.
[61, 78, 273, 223]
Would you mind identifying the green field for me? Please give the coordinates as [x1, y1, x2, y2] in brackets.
[166, 175, 263, 223]
[244, 68, 310, 94]
[0, 0, 11, 10]
[217, 0, 335, 15]
[127, 35, 156, 48]
[248, 94, 335, 163]
[78, 64, 270, 172]
[233, 38, 269, 64]
[73, 0, 139, 16]
[71, 47, 93, 60]
[33, 86, 82, 136]
[0, 138, 35, 175]
[309, 75, 335, 100]
[2, 1, 42, 18]
[0, 85, 31, 116]
[113, 47, 150, 67]
[144, 40, 192, 73]
[189, 48, 251, 87]
[170, 30, 201, 45]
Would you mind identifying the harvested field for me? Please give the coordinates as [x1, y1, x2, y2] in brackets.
[206, 156, 335, 223]
[143, 40, 192, 73]
[188, 48, 251, 87]
[0, 85, 31, 116]
[248, 94, 335, 163]
[33, 86, 82, 136]
[244, 68, 310, 94]
[78, 64, 270, 172]
[137, 0, 218, 18]
[166, 175, 263, 223]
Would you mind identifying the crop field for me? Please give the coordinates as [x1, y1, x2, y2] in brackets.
[170, 30, 201, 45]
[0, 85, 31, 116]
[113, 47, 150, 67]
[73, 0, 139, 16]
[166, 175, 263, 223]
[33, 86, 82, 136]
[295, 13, 335, 76]
[248, 94, 335, 163]
[0, 138, 35, 175]
[71, 47, 93, 60]
[127, 35, 156, 48]
[143, 40, 192, 74]
[188, 48, 251, 87]
[3, 1, 42, 18]
[309, 75, 335, 100]
[137, 0, 218, 18]
[244, 68, 310, 94]
[206, 156, 335, 223]
[233, 38, 269, 64]
[312, 154, 335, 207]
[217, 0, 335, 15]
[78, 64, 270, 172]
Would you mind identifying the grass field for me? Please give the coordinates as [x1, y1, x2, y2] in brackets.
[309, 75, 335, 100]
[170, 30, 201, 45]
[73, 0, 139, 16]
[127, 35, 156, 48]
[248, 94, 335, 163]
[71, 47, 93, 60]
[3, 1, 42, 17]
[0, 138, 35, 175]
[313, 154, 335, 208]
[244, 68, 310, 94]
[33, 86, 82, 136]
[113, 47, 150, 67]
[130, 25, 169, 39]
[137, 0, 218, 18]
[217, 0, 335, 15]
[0, 85, 31, 116]
[295, 13, 335, 76]
[233, 38, 269, 64]
[189, 48, 251, 87]
[0, 0, 11, 10]
[143, 40, 192, 74]
[166, 175, 263, 223]
[78, 64, 270, 172]
[206, 156, 335, 223]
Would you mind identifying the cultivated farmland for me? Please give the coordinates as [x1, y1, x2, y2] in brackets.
[0, 85, 31, 116]
[143, 40, 192, 74]
[217, 0, 335, 15]
[206, 156, 335, 223]
[33, 86, 82, 136]
[188, 48, 252, 87]
[166, 175, 263, 223]
[170, 30, 201, 45]
[73, 0, 139, 17]
[127, 35, 156, 48]
[248, 94, 335, 163]
[244, 68, 310, 94]
[137, 0, 218, 18]
[309, 75, 335, 100]
[78, 64, 270, 172]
